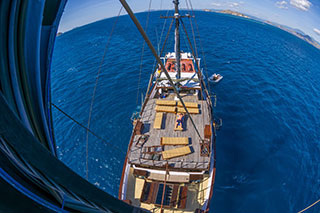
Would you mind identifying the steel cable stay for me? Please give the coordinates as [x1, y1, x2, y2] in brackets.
[52, 103, 129, 198]
[181, 25, 191, 53]
[140, 18, 174, 115]
[186, 0, 212, 93]
[52, 103, 126, 156]
[158, 10, 171, 54]
[179, 18, 212, 108]
[185, 0, 198, 59]
[84, 7, 123, 180]
[52, 102, 130, 195]
[119, 0, 204, 142]
[155, 10, 171, 56]
[160, 162, 169, 212]
[155, 28, 159, 55]
[136, 0, 153, 105]
[151, 9, 171, 75]
[181, 7, 212, 108]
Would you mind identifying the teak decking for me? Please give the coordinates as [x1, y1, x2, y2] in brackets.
[128, 94, 212, 170]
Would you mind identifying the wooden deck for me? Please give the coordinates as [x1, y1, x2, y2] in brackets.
[128, 93, 212, 170]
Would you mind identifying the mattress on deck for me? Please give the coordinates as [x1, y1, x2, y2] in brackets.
[161, 137, 189, 145]
[162, 146, 192, 160]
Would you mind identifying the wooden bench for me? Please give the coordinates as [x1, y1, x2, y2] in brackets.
[155, 105, 176, 113]
[161, 137, 189, 146]
[162, 146, 192, 160]
[153, 112, 163, 129]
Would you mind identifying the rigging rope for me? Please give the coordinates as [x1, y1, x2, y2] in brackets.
[185, 0, 198, 59]
[180, 18, 212, 108]
[151, 10, 170, 88]
[149, 10, 171, 90]
[160, 163, 169, 212]
[181, 23, 190, 53]
[141, 18, 174, 115]
[51, 103, 126, 155]
[183, 0, 212, 108]
[157, 10, 170, 59]
[186, 0, 211, 93]
[158, 10, 170, 54]
[298, 198, 320, 213]
[85, 6, 123, 180]
[136, 0, 153, 105]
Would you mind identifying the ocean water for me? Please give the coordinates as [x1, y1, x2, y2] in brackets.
[52, 11, 320, 212]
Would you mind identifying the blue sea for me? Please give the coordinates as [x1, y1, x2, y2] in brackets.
[52, 11, 320, 212]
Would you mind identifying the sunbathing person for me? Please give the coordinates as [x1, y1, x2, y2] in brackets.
[176, 113, 184, 128]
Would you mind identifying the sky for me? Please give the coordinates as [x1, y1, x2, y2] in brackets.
[58, 0, 320, 42]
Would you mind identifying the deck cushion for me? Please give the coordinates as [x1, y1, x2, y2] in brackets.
[162, 146, 192, 160]
[161, 137, 189, 146]
[153, 112, 163, 129]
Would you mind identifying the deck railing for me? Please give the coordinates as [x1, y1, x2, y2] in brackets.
[129, 157, 210, 170]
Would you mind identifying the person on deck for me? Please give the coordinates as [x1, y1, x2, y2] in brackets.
[188, 64, 193, 71]
[182, 63, 186, 72]
[167, 62, 172, 71]
[176, 113, 184, 128]
[156, 64, 161, 76]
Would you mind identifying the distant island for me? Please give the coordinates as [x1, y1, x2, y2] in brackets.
[216, 10, 249, 19]
[264, 21, 320, 50]
[202, 9, 320, 50]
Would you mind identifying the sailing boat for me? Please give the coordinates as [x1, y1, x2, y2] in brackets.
[118, 1, 216, 212]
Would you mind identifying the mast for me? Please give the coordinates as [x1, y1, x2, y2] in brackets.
[174, 0, 181, 80]
[119, 0, 204, 141]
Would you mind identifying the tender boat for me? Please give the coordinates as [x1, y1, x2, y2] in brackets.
[209, 73, 223, 84]
[119, 0, 217, 212]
